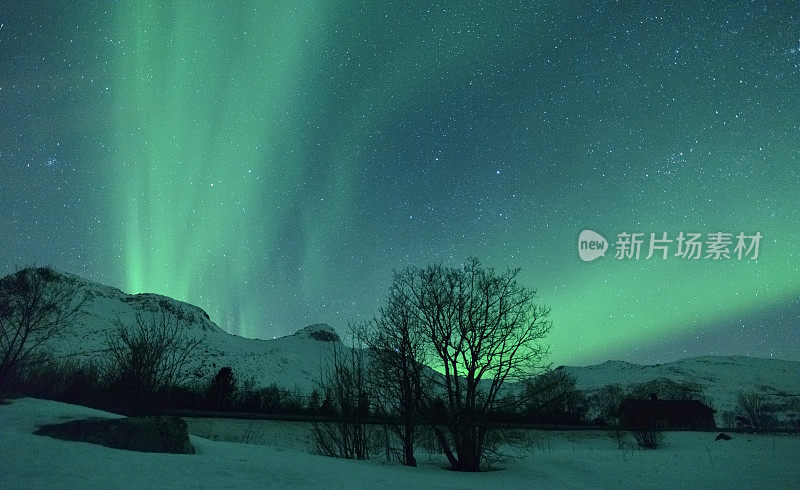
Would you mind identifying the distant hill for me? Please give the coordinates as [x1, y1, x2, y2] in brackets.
[10, 269, 342, 392]
[559, 356, 800, 423]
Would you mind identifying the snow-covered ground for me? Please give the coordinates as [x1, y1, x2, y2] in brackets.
[2, 398, 798, 489]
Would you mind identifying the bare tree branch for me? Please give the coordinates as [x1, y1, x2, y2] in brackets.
[103, 312, 202, 413]
[0, 267, 86, 391]
[387, 258, 551, 471]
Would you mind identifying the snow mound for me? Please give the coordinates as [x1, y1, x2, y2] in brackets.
[3, 397, 800, 489]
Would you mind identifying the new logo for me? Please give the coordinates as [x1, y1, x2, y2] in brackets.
[578, 230, 608, 262]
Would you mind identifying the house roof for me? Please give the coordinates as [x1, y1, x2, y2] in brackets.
[620, 398, 715, 413]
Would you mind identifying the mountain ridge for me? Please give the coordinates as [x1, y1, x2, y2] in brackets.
[4, 268, 798, 422]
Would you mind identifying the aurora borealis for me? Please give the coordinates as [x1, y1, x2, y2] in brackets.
[1, 2, 798, 365]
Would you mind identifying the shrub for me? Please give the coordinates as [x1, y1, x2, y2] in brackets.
[632, 424, 665, 449]
[104, 313, 202, 413]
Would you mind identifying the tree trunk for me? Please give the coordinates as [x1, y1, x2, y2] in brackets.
[454, 426, 481, 472]
[433, 426, 458, 468]
[401, 420, 417, 466]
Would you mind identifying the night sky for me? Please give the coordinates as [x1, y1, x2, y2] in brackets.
[1, 2, 798, 365]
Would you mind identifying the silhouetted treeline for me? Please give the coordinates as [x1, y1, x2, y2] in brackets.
[3, 356, 320, 416]
[3, 353, 593, 423]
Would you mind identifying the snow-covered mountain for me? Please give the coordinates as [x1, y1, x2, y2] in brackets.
[6, 269, 799, 421]
[13, 269, 343, 392]
[559, 356, 800, 422]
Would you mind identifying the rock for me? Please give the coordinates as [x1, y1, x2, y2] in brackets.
[292, 323, 340, 342]
[35, 416, 195, 454]
[714, 432, 732, 441]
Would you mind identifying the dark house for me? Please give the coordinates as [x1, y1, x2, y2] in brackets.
[619, 394, 716, 429]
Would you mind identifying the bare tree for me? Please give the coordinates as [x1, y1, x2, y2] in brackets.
[522, 369, 587, 424]
[205, 366, 237, 412]
[736, 391, 768, 430]
[311, 340, 376, 460]
[591, 383, 625, 424]
[361, 282, 430, 467]
[104, 312, 202, 413]
[0, 267, 86, 391]
[395, 258, 552, 471]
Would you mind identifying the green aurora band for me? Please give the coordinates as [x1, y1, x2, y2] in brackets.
[102, 3, 799, 364]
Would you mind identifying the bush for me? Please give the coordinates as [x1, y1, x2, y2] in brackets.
[632, 424, 665, 449]
[104, 313, 202, 413]
[5, 352, 106, 408]
[606, 417, 628, 449]
[310, 344, 376, 460]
